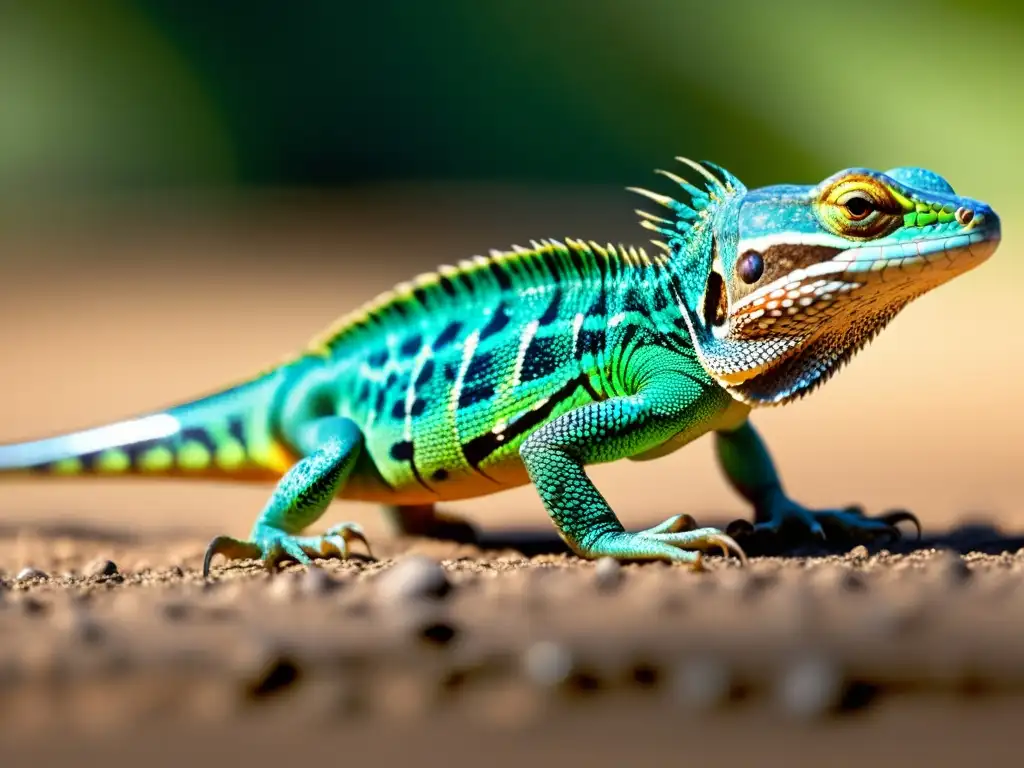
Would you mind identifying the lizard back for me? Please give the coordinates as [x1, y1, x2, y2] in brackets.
[283, 238, 697, 504]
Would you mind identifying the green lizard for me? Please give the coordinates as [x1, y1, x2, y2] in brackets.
[0, 159, 1001, 576]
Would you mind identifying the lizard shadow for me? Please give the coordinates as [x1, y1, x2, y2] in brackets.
[470, 516, 1024, 560]
[3, 515, 1021, 562]
[0, 519, 197, 545]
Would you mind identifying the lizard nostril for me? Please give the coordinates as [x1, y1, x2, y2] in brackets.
[955, 207, 974, 227]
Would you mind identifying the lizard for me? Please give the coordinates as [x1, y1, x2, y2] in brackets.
[0, 159, 1001, 577]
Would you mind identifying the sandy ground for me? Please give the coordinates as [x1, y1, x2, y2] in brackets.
[0, 185, 1022, 765]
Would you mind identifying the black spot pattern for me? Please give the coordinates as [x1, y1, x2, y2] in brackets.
[520, 337, 560, 383]
[390, 441, 414, 461]
[434, 322, 463, 350]
[575, 329, 606, 360]
[461, 374, 598, 468]
[480, 303, 511, 341]
[622, 289, 646, 314]
[389, 440, 430, 491]
[439, 275, 458, 297]
[539, 289, 562, 326]
[457, 352, 497, 408]
[415, 360, 435, 388]
[400, 334, 422, 358]
[488, 261, 513, 290]
[355, 380, 371, 404]
[227, 419, 246, 446]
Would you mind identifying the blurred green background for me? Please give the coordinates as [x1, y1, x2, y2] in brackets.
[1, 0, 1021, 204]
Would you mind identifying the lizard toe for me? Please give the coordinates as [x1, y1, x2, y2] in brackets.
[202, 522, 374, 579]
[202, 535, 262, 579]
[577, 520, 748, 569]
[322, 522, 373, 559]
[745, 502, 917, 553]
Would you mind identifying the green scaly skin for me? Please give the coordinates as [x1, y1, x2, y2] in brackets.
[0, 159, 1001, 576]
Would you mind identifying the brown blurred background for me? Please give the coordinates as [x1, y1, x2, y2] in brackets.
[0, 0, 1022, 549]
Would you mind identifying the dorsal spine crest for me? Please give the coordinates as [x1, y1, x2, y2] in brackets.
[306, 238, 655, 359]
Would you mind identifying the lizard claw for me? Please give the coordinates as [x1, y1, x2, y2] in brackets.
[877, 510, 921, 540]
[203, 536, 262, 578]
[701, 531, 748, 565]
[576, 517, 748, 568]
[638, 515, 747, 563]
[322, 522, 373, 560]
[732, 497, 919, 554]
[202, 521, 373, 579]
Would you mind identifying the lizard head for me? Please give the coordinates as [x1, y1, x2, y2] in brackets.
[632, 161, 1001, 406]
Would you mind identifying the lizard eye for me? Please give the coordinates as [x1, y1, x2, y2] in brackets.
[817, 175, 904, 240]
[736, 250, 764, 284]
[837, 191, 875, 221]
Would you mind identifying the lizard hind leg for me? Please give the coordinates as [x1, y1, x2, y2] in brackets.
[203, 416, 371, 578]
[715, 420, 920, 552]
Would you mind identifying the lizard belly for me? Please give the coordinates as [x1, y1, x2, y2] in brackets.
[341, 373, 601, 504]
[339, 432, 533, 504]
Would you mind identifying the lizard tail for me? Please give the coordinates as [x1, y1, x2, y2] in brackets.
[0, 371, 298, 483]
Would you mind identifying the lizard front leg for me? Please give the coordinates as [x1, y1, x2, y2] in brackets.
[520, 370, 746, 567]
[715, 420, 918, 547]
[203, 416, 371, 577]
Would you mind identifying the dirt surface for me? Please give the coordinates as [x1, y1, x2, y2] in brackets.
[3, 530, 1024, 766]
[1, 187, 1022, 766]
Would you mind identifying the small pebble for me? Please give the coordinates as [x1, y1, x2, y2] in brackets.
[672, 656, 733, 711]
[19, 595, 49, 616]
[301, 566, 337, 596]
[837, 569, 868, 593]
[160, 601, 191, 622]
[848, 545, 870, 562]
[417, 619, 458, 646]
[377, 556, 451, 603]
[243, 652, 304, 701]
[85, 559, 119, 579]
[56, 608, 105, 645]
[16, 567, 49, 583]
[523, 641, 575, 688]
[935, 550, 972, 585]
[719, 569, 776, 601]
[268, 573, 300, 602]
[593, 557, 623, 592]
[777, 655, 845, 720]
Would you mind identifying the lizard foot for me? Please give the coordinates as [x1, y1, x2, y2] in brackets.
[578, 514, 748, 569]
[203, 522, 372, 578]
[728, 494, 920, 553]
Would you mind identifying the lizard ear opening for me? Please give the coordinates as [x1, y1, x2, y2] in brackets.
[701, 236, 731, 339]
[702, 268, 728, 330]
